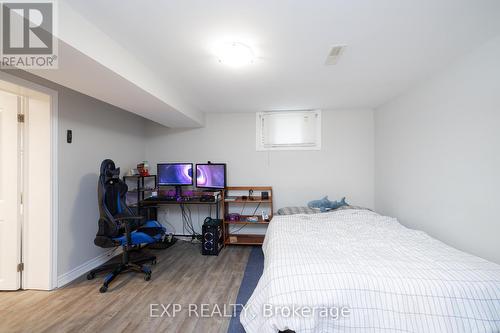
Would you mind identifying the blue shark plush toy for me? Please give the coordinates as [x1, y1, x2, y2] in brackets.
[307, 196, 347, 212]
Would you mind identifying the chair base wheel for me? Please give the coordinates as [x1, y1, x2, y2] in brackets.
[94, 258, 155, 292]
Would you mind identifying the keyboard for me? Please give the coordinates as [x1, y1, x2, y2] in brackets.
[143, 196, 205, 202]
[144, 196, 177, 202]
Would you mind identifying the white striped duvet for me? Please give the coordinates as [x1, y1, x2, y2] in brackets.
[240, 209, 500, 333]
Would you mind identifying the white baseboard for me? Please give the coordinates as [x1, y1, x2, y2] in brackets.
[57, 248, 121, 288]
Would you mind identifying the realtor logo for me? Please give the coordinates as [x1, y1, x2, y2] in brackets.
[0, 1, 58, 68]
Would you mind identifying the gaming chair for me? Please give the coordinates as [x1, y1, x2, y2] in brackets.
[87, 159, 166, 293]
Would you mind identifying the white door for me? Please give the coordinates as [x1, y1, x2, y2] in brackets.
[0, 90, 21, 290]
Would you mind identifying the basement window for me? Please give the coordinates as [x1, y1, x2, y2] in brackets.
[256, 110, 322, 151]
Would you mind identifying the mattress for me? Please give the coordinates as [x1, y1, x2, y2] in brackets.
[240, 209, 500, 333]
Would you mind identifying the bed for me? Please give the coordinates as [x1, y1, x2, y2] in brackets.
[240, 209, 500, 333]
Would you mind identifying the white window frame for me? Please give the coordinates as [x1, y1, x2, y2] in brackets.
[256, 110, 322, 151]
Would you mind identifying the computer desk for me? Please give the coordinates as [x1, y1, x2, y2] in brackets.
[140, 196, 222, 220]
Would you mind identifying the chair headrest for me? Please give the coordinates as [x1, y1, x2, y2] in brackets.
[100, 159, 120, 182]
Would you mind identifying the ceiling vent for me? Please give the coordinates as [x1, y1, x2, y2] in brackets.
[325, 45, 346, 65]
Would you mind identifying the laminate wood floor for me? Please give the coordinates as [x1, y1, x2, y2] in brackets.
[0, 241, 252, 333]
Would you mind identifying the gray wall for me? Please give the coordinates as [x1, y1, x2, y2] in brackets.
[56, 88, 148, 276]
[145, 110, 375, 234]
[374, 36, 500, 264]
[3, 70, 148, 277]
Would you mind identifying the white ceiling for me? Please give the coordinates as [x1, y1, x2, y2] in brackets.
[64, 0, 500, 113]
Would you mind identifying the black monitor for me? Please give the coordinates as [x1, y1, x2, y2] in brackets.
[157, 163, 193, 186]
[196, 163, 226, 189]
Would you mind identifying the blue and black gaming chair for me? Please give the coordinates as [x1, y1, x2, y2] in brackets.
[88, 159, 165, 293]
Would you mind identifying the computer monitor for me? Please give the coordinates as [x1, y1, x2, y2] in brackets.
[196, 163, 226, 189]
[157, 163, 193, 186]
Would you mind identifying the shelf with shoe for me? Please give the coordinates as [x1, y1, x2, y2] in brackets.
[223, 186, 273, 245]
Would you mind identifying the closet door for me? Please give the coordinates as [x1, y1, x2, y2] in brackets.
[0, 90, 21, 290]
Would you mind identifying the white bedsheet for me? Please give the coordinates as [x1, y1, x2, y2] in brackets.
[240, 209, 500, 333]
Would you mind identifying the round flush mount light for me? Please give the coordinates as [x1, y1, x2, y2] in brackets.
[214, 42, 255, 67]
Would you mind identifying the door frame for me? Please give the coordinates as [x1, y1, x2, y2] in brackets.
[0, 71, 59, 290]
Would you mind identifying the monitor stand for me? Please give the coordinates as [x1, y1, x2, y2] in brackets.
[175, 185, 183, 198]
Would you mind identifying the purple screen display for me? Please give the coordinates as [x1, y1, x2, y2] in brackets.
[196, 164, 225, 188]
[158, 164, 193, 185]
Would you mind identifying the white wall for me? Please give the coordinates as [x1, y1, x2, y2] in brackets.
[375, 36, 500, 264]
[3, 69, 148, 279]
[145, 110, 374, 234]
[7, 34, 498, 286]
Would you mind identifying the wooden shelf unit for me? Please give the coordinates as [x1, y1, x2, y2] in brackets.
[223, 186, 273, 246]
[226, 196, 272, 203]
[225, 234, 265, 245]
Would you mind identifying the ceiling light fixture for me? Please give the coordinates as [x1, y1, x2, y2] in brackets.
[214, 42, 255, 67]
